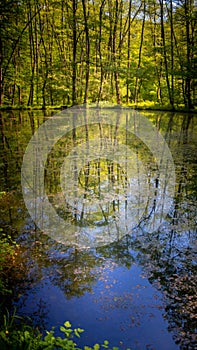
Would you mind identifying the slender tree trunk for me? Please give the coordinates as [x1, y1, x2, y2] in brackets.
[113, 0, 121, 104]
[126, 0, 132, 104]
[72, 0, 77, 105]
[171, 21, 186, 105]
[160, 0, 174, 108]
[134, 0, 146, 104]
[82, 0, 90, 104]
[0, 34, 3, 105]
[185, 0, 193, 108]
[98, 0, 105, 103]
[34, 1, 39, 105]
[170, 0, 174, 107]
[45, 0, 54, 106]
[27, 0, 35, 106]
[150, 1, 163, 103]
[38, 4, 48, 108]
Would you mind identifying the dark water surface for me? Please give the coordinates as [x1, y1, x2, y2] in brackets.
[0, 109, 196, 349]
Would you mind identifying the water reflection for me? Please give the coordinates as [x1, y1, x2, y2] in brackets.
[0, 110, 196, 349]
[22, 108, 175, 248]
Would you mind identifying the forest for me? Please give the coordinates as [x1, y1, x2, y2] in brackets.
[0, 0, 197, 110]
[0, 2, 197, 348]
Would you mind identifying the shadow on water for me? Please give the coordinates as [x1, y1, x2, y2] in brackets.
[0, 109, 196, 349]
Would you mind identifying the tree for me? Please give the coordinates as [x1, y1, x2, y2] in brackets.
[0, 0, 196, 108]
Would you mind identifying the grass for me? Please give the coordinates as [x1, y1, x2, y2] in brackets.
[0, 101, 196, 113]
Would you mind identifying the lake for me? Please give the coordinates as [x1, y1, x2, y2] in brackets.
[0, 108, 196, 349]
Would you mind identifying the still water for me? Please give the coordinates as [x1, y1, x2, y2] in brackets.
[0, 108, 196, 349]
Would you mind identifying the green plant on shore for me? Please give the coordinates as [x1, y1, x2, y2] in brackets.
[0, 229, 17, 296]
[0, 315, 128, 350]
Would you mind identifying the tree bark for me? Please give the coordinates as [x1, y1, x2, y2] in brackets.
[134, 0, 146, 104]
[113, 0, 121, 104]
[185, 0, 193, 109]
[0, 35, 3, 105]
[72, 0, 77, 105]
[160, 0, 174, 109]
[126, 0, 132, 104]
[82, 0, 90, 104]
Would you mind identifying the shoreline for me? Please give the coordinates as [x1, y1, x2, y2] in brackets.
[0, 105, 196, 114]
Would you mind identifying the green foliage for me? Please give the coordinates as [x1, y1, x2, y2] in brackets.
[0, 229, 17, 296]
[0, 0, 196, 108]
[0, 317, 130, 350]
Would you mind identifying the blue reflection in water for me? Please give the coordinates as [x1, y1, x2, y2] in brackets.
[15, 261, 178, 350]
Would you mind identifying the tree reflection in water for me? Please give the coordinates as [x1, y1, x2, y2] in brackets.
[0, 110, 196, 349]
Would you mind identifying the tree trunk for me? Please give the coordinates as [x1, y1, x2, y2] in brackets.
[0, 35, 3, 105]
[134, 0, 146, 104]
[113, 0, 121, 104]
[98, 0, 105, 104]
[82, 0, 90, 104]
[170, 0, 174, 107]
[185, 0, 193, 109]
[126, 0, 132, 104]
[160, 0, 174, 109]
[72, 0, 77, 105]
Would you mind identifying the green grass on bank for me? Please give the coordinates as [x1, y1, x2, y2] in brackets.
[0, 105, 64, 111]
[0, 101, 197, 113]
[126, 101, 197, 113]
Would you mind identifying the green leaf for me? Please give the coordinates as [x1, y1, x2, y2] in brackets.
[60, 326, 66, 332]
[77, 328, 84, 333]
[102, 340, 109, 348]
[64, 321, 71, 328]
[74, 329, 80, 338]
